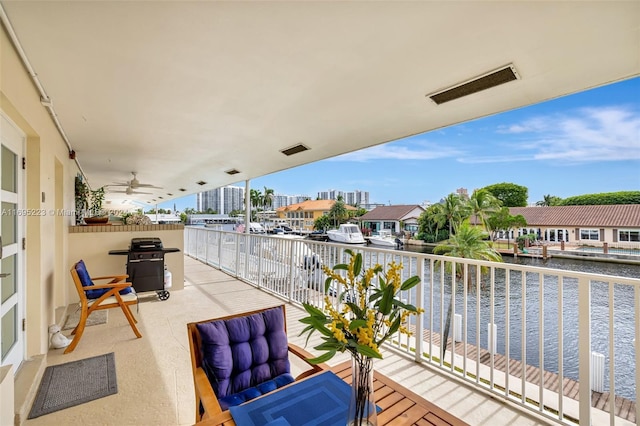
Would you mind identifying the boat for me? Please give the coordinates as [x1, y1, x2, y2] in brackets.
[326, 224, 366, 244]
[367, 229, 403, 248]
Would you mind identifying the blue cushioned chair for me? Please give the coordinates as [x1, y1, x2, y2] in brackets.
[187, 305, 325, 422]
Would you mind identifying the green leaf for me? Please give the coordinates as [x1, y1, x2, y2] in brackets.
[400, 275, 421, 291]
[324, 277, 333, 293]
[353, 252, 363, 276]
[345, 302, 362, 318]
[348, 319, 367, 330]
[302, 303, 325, 318]
[391, 299, 417, 311]
[355, 344, 382, 359]
[314, 340, 344, 351]
[388, 315, 402, 335]
[369, 291, 383, 303]
[377, 285, 395, 315]
[333, 263, 348, 271]
[307, 350, 336, 365]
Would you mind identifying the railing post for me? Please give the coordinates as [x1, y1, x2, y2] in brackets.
[414, 257, 424, 363]
[204, 229, 209, 265]
[288, 239, 297, 303]
[578, 276, 591, 425]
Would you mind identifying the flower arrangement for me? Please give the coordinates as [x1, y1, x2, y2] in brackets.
[300, 249, 423, 425]
[300, 249, 422, 363]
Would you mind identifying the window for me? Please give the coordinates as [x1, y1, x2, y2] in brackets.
[580, 229, 599, 241]
[618, 230, 640, 242]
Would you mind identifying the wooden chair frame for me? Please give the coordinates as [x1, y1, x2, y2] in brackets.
[187, 305, 326, 423]
[65, 261, 142, 354]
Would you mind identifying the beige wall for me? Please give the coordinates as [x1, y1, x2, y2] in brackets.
[1, 25, 77, 360]
[68, 227, 185, 299]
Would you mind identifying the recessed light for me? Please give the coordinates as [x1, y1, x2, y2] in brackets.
[426, 64, 519, 105]
[196, 181, 207, 186]
[167, 193, 173, 196]
[179, 188, 187, 192]
[225, 169, 241, 175]
[281, 144, 309, 156]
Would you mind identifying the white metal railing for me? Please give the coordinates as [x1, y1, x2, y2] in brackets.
[184, 227, 640, 425]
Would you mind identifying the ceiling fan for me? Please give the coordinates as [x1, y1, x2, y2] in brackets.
[111, 172, 162, 189]
[107, 186, 152, 195]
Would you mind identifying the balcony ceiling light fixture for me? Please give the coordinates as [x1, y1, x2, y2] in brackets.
[426, 64, 519, 105]
[225, 169, 240, 175]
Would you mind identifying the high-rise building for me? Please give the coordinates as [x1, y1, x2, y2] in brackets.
[317, 189, 369, 207]
[197, 186, 245, 214]
[271, 194, 310, 209]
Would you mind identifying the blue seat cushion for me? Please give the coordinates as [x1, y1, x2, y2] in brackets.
[218, 373, 294, 410]
[196, 306, 292, 409]
[75, 260, 133, 299]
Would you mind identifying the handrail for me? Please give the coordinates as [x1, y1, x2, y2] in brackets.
[184, 226, 640, 426]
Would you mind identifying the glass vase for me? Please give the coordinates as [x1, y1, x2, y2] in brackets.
[347, 354, 377, 426]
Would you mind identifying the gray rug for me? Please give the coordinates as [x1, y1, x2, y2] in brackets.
[62, 310, 108, 330]
[28, 352, 118, 419]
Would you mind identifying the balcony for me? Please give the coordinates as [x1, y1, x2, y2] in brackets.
[19, 228, 638, 425]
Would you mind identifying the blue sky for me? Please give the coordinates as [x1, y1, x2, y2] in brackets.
[161, 77, 639, 212]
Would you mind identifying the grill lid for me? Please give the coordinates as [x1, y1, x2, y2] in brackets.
[130, 237, 163, 251]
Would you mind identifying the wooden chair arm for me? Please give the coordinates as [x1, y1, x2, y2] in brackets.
[194, 367, 223, 418]
[91, 274, 129, 283]
[86, 282, 133, 290]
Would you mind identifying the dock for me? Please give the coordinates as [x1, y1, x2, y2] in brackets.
[417, 328, 636, 423]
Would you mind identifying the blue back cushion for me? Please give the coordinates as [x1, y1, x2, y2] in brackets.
[196, 306, 290, 400]
[75, 260, 132, 299]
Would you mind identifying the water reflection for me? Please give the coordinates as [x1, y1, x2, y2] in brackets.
[404, 244, 639, 401]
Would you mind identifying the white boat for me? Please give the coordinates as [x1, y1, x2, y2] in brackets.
[367, 229, 402, 248]
[326, 224, 366, 244]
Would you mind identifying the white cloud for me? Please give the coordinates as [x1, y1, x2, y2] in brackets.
[494, 106, 640, 163]
[328, 141, 462, 162]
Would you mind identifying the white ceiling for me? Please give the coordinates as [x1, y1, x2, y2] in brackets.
[2, 1, 639, 206]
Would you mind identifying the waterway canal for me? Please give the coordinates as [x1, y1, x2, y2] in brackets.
[404, 245, 638, 401]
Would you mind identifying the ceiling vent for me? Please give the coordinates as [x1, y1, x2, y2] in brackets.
[225, 169, 241, 175]
[280, 144, 309, 156]
[427, 64, 519, 105]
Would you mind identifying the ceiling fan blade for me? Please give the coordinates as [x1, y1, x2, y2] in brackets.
[134, 183, 163, 189]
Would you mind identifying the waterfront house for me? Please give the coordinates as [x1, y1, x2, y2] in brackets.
[1, 2, 638, 425]
[359, 204, 425, 236]
[499, 205, 640, 247]
[275, 199, 357, 231]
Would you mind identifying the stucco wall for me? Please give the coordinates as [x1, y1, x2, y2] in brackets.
[68, 226, 185, 300]
[1, 24, 77, 360]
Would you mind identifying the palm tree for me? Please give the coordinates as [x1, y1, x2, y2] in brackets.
[536, 194, 562, 206]
[329, 195, 348, 228]
[261, 187, 274, 226]
[434, 193, 466, 237]
[468, 189, 500, 230]
[249, 188, 262, 222]
[433, 220, 503, 358]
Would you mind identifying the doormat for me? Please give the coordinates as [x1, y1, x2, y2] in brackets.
[28, 352, 118, 419]
[62, 310, 108, 331]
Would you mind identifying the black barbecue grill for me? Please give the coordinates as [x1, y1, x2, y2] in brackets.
[109, 237, 180, 300]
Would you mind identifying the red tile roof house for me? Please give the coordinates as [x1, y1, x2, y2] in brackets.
[502, 205, 640, 249]
[359, 204, 425, 236]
